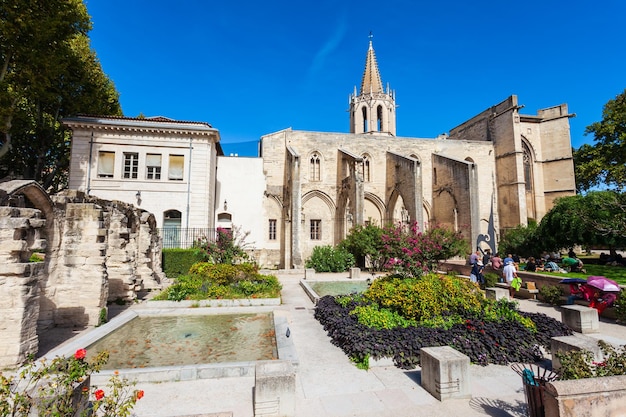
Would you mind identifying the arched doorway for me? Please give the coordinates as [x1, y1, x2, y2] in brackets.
[162, 210, 182, 248]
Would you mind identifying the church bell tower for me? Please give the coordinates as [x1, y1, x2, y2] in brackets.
[349, 35, 396, 136]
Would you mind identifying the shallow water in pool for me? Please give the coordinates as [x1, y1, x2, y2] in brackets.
[310, 281, 369, 297]
[86, 313, 276, 369]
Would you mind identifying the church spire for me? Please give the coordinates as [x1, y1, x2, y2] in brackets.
[360, 33, 383, 95]
[349, 34, 396, 136]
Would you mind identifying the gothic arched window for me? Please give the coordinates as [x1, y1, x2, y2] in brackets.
[362, 154, 371, 182]
[523, 143, 533, 192]
[310, 152, 321, 181]
[376, 105, 383, 131]
[361, 106, 368, 132]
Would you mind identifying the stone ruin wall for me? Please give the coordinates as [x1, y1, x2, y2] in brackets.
[0, 206, 46, 368]
[0, 181, 164, 368]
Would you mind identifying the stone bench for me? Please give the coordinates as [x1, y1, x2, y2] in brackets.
[551, 334, 605, 372]
[485, 287, 509, 301]
[494, 282, 539, 299]
[559, 297, 617, 319]
[420, 346, 471, 401]
[518, 288, 540, 300]
[560, 305, 599, 334]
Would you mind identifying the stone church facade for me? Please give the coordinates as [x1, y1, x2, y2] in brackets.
[62, 40, 576, 270]
[259, 40, 576, 269]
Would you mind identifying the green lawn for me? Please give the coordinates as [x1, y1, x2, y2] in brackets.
[525, 264, 626, 285]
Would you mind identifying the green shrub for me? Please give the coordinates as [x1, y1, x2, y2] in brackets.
[497, 220, 538, 258]
[97, 308, 108, 327]
[339, 224, 384, 270]
[556, 340, 626, 379]
[28, 252, 44, 262]
[190, 263, 240, 285]
[364, 273, 484, 322]
[162, 248, 205, 278]
[484, 272, 499, 288]
[163, 278, 199, 301]
[539, 285, 564, 305]
[380, 223, 469, 277]
[194, 227, 250, 264]
[350, 304, 417, 329]
[305, 245, 355, 272]
[481, 298, 536, 331]
[614, 289, 626, 323]
[154, 263, 281, 301]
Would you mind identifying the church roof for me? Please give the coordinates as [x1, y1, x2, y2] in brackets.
[360, 39, 384, 95]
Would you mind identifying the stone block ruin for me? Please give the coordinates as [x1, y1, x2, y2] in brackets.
[0, 180, 165, 368]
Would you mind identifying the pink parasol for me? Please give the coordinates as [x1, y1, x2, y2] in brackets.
[586, 276, 621, 292]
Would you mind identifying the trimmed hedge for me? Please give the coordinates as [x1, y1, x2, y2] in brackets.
[162, 248, 205, 278]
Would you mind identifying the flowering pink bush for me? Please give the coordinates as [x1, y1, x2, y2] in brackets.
[195, 226, 251, 264]
[380, 222, 468, 277]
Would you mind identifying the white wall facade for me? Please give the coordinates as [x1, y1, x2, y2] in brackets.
[65, 116, 220, 230]
[214, 156, 269, 264]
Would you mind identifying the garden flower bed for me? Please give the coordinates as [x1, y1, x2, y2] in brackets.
[314, 274, 573, 369]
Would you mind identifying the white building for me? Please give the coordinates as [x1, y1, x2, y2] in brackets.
[65, 116, 221, 247]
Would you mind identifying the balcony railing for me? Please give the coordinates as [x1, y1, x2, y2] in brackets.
[158, 228, 217, 249]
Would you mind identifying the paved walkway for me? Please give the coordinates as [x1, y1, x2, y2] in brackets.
[43, 272, 626, 417]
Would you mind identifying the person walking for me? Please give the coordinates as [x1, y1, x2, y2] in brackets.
[470, 260, 485, 284]
[503, 261, 518, 297]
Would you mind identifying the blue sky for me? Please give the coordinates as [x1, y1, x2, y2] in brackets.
[85, 0, 626, 157]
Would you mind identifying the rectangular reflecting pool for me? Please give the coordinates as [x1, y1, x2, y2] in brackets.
[300, 279, 370, 304]
[309, 281, 369, 297]
[42, 305, 296, 383]
[87, 313, 276, 369]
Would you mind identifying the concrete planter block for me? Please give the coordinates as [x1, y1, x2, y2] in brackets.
[254, 360, 295, 417]
[304, 268, 315, 279]
[551, 334, 605, 372]
[349, 267, 360, 279]
[561, 305, 599, 334]
[543, 375, 626, 417]
[421, 346, 471, 401]
[485, 287, 509, 301]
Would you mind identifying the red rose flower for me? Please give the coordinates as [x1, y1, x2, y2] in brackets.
[136, 390, 145, 400]
[74, 348, 87, 360]
[94, 389, 105, 400]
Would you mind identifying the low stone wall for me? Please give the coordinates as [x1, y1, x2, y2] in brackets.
[543, 375, 626, 417]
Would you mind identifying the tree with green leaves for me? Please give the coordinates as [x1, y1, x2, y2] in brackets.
[574, 89, 626, 193]
[338, 223, 384, 270]
[536, 191, 626, 256]
[497, 220, 539, 258]
[0, 0, 121, 191]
